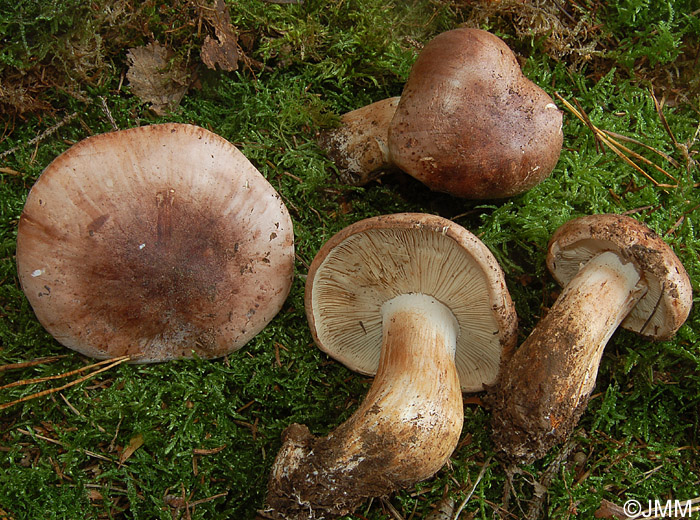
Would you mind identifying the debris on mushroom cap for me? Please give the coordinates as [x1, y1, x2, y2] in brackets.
[262, 212, 515, 520]
[16, 123, 295, 362]
[547, 213, 692, 340]
[389, 27, 563, 199]
[488, 213, 692, 463]
[305, 212, 518, 391]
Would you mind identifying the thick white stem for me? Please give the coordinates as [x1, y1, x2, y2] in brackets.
[552, 251, 647, 397]
[492, 251, 648, 462]
[320, 293, 463, 483]
[265, 293, 464, 519]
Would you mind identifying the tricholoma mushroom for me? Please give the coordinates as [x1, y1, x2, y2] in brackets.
[320, 28, 563, 198]
[262, 213, 517, 519]
[490, 214, 692, 463]
[16, 123, 295, 362]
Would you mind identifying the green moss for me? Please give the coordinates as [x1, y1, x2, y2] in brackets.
[1, 1, 699, 519]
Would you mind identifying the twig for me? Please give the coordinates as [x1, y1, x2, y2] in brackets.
[0, 355, 66, 372]
[554, 93, 678, 188]
[453, 457, 492, 520]
[16, 427, 114, 462]
[524, 435, 580, 520]
[0, 112, 79, 160]
[604, 130, 680, 168]
[99, 97, 119, 131]
[650, 89, 678, 146]
[0, 356, 130, 391]
[0, 356, 130, 410]
[189, 492, 229, 507]
[665, 204, 699, 236]
[381, 498, 405, 520]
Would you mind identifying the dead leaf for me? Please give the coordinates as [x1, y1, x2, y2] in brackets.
[87, 489, 104, 501]
[594, 499, 629, 519]
[119, 433, 144, 464]
[200, 0, 240, 71]
[425, 496, 454, 520]
[126, 42, 189, 115]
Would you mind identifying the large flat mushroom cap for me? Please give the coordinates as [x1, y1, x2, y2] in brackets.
[305, 213, 517, 392]
[16, 123, 295, 362]
[546, 213, 692, 341]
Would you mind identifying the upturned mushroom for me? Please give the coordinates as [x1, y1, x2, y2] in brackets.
[319, 28, 563, 198]
[489, 214, 692, 463]
[262, 213, 517, 519]
[16, 123, 295, 362]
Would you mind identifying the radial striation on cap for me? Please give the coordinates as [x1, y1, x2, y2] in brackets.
[17, 123, 295, 362]
[305, 213, 517, 392]
[547, 213, 692, 341]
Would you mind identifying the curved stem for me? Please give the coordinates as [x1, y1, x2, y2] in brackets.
[491, 251, 648, 463]
[318, 97, 400, 186]
[264, 293, 463, 519]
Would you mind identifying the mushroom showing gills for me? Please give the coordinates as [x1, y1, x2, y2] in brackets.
[263, 213, 518, 520]
[320, 28, 563, 198]
[16, 123, 295, 362]
[490, 214, 692, 463]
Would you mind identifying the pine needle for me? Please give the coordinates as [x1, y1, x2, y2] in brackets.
[554, 92, 679, 188]
[0, 355, 67, 373]
[0, 356, 130, 410]
[453, 457, 492, 520]
[0, 356, 130, 391]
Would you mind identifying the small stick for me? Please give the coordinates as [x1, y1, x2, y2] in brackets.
[99, 97, 119, 131]
[524, 436, 580, 520]
[381, 498, 405, 520]
[0, 356, 130, 391]
[0, 356, 130, 410]
[0, 112, 79, 160]
[650, 89, 678, 146]
[604, 130, 680, 167]
[453, 457, 492, 520]
[554, 93, 678, 187]
[0, 355, 66, 372]
[188, 492, 229, 507]
[17, 428, 114, 462]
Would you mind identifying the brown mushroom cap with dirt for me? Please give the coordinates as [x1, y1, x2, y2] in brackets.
[489, 213, 692, 463]
[16, 123, 295, 363]
[319, 28, 563, 198]
[261, 213, 518, 520]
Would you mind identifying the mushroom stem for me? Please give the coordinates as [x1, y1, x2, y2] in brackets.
[318, 97, 400, 186]
[264, 293, 463, 519]
[491, 251, 648, 463]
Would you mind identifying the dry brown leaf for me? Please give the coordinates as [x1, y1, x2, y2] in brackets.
[200, 0, 240, 71]
[594, 499, 629, 519]
[119, 433, 144, 464]
[126, 42, 189, 115]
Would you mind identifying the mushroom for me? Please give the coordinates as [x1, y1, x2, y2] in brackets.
[16, 123, 295, 362]
[320, 28, 563, 198]
[489, 214, 692, 463]
[318, 96, 400, 186]
[262, 213, 517, 519]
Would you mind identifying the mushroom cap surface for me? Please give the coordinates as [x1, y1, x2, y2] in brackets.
[305, 213, 517, 392]
[547, 214, 692, 340]
[388, 28, 563, 199]
[17, 123, 295, 362]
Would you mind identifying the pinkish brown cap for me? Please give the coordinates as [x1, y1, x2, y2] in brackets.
[388, 28, 563, 199]
[16, 123, 295, 362]
[547, 214, 692, 340]
[304, 213, 517, 392]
